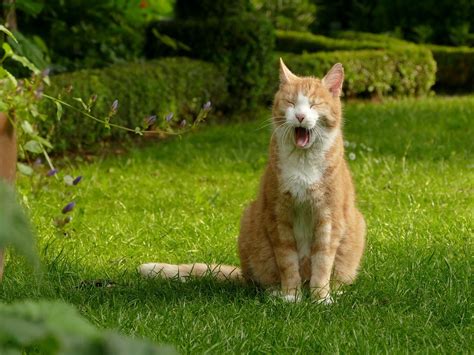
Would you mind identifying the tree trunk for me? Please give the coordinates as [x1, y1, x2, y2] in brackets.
[0, 112, 17, 280]
[3, 0, 17, 30]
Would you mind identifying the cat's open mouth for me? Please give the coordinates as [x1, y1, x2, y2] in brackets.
[294, 127, 310, 148]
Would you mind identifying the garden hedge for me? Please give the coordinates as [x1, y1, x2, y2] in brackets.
[428, 45, 474, 92]
[335, 32, 474, 91]
[333, 31, 413, 47]
[275, 30, 415, 53]
[145, 13, 275, 111]
[276, 30, 474, 94]
[266, 48, 436, 99]
[40, 58, 227, 153]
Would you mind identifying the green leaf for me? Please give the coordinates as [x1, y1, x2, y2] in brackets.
[42, 75, 51, 86]
[0, 67, 17, 87]
[17, 163, 33, 176]
[0, 25, 18, 43]
[73, 97, 89, 111]
[34, 135, 53, 149]
[24, 140, 43, 154]
[151, 29, 190, 52]
[55, 101, 63, 121]
[11, 53, 40, 75]
[21, 121, 35, 135]
[2, 42, 14, 58]
[0, 181, 39, 269]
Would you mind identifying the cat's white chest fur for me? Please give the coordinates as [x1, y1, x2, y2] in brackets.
[293, 201, 314, 261]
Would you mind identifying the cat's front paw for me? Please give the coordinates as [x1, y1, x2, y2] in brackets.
[313, 293, 334, 305]
[269, 288, 302, 303]
[310, 287, 333, 305]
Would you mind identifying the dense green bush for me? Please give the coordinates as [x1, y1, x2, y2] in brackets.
[428, 45, 474, 92]
[252, 0, 316, 32]
[266, 48, 436, 98]
[41, 58, 227, 153]
[174, 0, 253, 19]
[145, 14, 274, 111]
[16, 0, 173, 72]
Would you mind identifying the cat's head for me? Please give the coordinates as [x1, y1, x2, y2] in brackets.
[273, 58, 344, 150]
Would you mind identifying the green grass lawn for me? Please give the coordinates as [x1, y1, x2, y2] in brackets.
[1, 95, 473, 353]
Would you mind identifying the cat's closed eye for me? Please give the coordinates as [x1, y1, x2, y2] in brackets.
[310, 101, 324, 109]
[285, 100, 295, 107]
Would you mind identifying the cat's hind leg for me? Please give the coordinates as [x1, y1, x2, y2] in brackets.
[333, 210, 366, 288]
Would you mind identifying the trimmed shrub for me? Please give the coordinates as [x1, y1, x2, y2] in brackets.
[333, 31, 415, 47]
[335, 32, 474, 92]
[145, 14, 275, 111]
[276, 30, 417, 53]
[428, 45, 474, 91]
[265, 48, 436, 99]
[174, 0, 253, 19]
[40, 58, 227, 153]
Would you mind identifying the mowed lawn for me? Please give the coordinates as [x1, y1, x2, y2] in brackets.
[1, 96, 473, 353]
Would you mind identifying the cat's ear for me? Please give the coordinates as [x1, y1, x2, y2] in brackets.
[322, 63, 344, 97]
[279, 58, 298, 84]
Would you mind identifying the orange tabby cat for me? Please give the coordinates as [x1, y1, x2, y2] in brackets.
[140, 59, 366, 303]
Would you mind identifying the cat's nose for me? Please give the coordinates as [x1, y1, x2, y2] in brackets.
[295, 113, 305, 123]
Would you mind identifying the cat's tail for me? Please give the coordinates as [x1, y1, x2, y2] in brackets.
[138, 263, 244, 283]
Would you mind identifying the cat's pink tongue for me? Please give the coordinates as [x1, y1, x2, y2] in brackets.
[295, 127, 309, 148]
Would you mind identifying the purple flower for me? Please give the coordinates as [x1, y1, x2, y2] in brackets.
[47, 168, 58, 176]
[41, 68, 51, 77]
[203, 101, 212, 110]
[180, 119, 187, 128]
[62, 201, 76, 214]
[73, 176, 82, 185]
[111, 99, 119, 113]
[165, 112, 174, 122]
[144, 115, 157, 127]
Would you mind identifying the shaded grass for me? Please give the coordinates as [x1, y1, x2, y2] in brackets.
[1, 96, 473, 353]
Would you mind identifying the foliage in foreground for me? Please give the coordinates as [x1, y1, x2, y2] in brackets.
[0, 300, 175, 354]
[0, 181, 38, 270]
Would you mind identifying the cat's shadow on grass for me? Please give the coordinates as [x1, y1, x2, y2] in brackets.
[69, 270, 364, 307]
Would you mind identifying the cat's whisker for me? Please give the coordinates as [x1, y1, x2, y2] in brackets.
[257, 121, 277, 130]
[257, 116, 286, 131]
